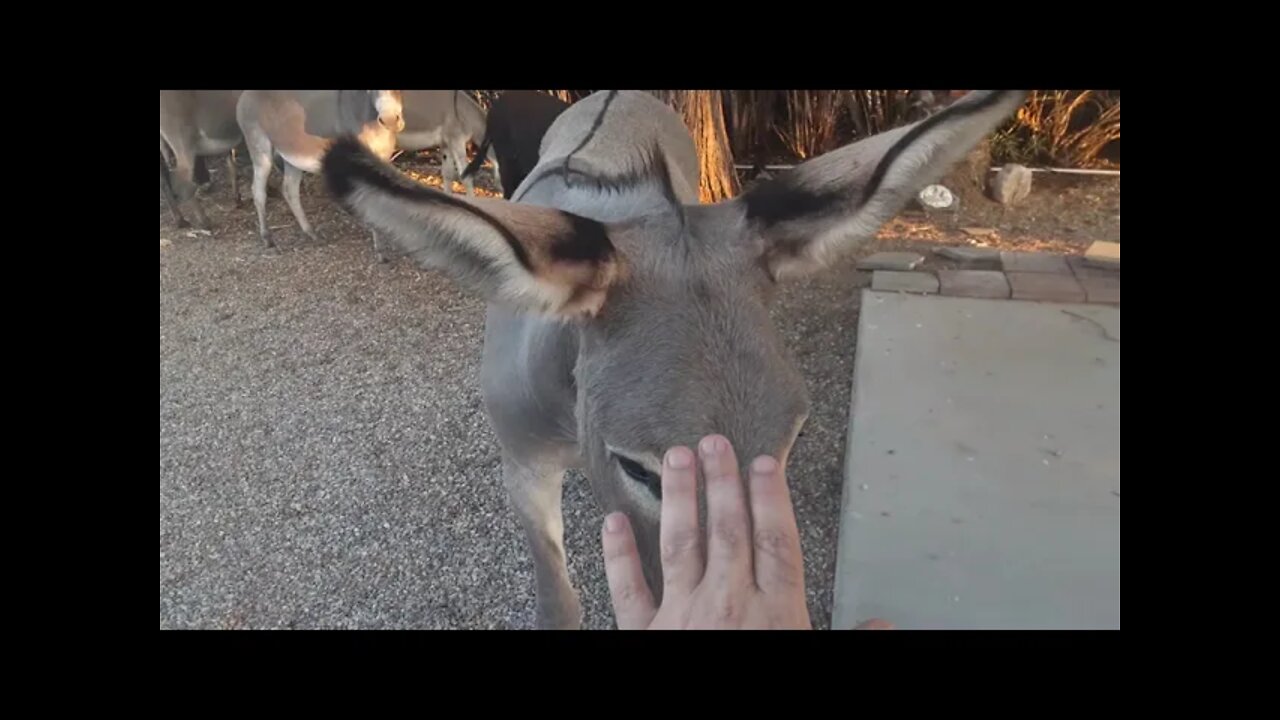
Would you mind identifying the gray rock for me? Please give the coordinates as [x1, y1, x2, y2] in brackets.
[918, 184, 955, 210]
[991, 163, 1033, 205]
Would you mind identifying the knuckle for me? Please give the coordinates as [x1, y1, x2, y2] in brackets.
[754, 528, 802, 584]
[660, 529, 699, 564]
[712, 592, 740, 624]
[604, 542, 632, 564]
[712, 520, 744, 551]
[613, 581, 643, 608]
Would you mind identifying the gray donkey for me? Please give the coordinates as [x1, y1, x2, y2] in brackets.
[159, 90, 244, 229]
[236, 90, 404, 257]
[395, 90, 492, 197]
[322, 90, 1028, 629]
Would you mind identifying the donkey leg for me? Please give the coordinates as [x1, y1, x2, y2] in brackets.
[440, 147, 459, 195]
[160, 153, 189, 228]
[281, 163, 318, 242]
[370, 230, 388, 264]
[227, 150, 241, 208]
[488, 149, 502, 195]
[503, 457, 581, 630]
[160, 137, 174, 169]
[244, 134, 275, 247]
[174, 157, 210, 230]
[448, 135, 475, 197]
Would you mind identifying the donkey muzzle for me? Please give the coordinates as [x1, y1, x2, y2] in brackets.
[380, 114, 405, 133]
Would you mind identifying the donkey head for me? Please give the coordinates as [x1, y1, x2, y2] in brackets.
[339, 90, 405, 133]
[322, 90, 1028, 598]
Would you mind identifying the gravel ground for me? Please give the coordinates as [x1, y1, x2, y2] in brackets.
[159, 163, 865, 630]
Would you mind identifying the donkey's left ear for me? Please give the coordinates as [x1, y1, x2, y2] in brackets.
[725, 90, 1029, 279]
[323, 136, 620, 318]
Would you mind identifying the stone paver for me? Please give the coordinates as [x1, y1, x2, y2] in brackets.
[1080, 276, 1120, 304]
[1001, 251, 1071, 274]
[857, 251, 925, 271]
[872, 271, 939, 294]
[1084, 240, 1120, 269]
[934, 246, 1000, 264]
[938, 270, 1010, 299]
[1007, 272, 1086, 303]
[1067, 255, 1120, 280]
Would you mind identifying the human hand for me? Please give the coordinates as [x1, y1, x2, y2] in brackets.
[601, 434, 813, 629]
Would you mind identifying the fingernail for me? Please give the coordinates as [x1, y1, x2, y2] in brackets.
[699, 435, 725, 456]
[752, 455, 779, 475]
[666, 447, 692, 469]
[604, 513, 625, 533]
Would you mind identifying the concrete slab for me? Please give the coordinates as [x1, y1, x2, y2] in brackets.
[833, 292, 1119, 630]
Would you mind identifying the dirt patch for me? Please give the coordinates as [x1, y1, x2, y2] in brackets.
[874, 173, 1118, 273]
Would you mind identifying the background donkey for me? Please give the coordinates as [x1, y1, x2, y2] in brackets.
[460, 90, 570, 199]
[236, 90, 404, 258]
[396, 90, 490, 197]
[159, 90, 244, 229]
[322, 89, 1029, 629]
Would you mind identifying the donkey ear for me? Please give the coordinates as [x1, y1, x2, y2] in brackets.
[734, 90, 1029, 279]
[322, 137, 620, 318]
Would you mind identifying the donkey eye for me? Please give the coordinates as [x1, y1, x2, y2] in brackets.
[614, 454, 662, 499]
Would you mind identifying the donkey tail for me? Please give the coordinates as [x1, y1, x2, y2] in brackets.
[461, 136, 493, 180]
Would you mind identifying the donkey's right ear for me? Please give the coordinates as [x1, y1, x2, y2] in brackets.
[729, 90, 1029, 280]
[322, 137, 620, 318]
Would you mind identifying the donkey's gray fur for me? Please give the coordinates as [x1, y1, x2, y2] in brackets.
[159, 90, 244, 229]
[396, 91, 493, 197]
[236, 90, 404, 259]
[322, 90, 1029, 629]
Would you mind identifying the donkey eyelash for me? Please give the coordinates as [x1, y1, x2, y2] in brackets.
[613, 453, 662, 499]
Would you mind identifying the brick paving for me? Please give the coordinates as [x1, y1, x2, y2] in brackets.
[870, 250, 1119, 305]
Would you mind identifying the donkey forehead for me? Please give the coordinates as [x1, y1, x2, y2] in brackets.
[579, 275, 810, 454]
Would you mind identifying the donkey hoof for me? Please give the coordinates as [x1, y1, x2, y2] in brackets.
[260, 232, 275, 249]
[305, 230, 326, 245]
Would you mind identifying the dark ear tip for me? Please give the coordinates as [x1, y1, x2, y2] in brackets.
[321, 136, 369, 200]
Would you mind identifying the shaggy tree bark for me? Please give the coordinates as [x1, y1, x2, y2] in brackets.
[654, 90, 740, 203]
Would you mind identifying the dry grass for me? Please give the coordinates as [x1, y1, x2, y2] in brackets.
[401, 168, 502, 199]
[775, 91, 846, 159]
[998, 91, 1121, 168]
